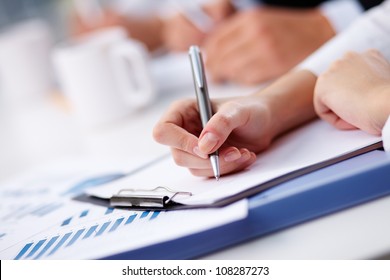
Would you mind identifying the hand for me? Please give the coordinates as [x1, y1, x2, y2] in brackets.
[204, 7, 335, 85]
[162, 0, 235, 52]
[314, 50, 390, 135]
[153, 96, 274, 177]
[153, 70, 317, 177]
[70, 9, 163, 51]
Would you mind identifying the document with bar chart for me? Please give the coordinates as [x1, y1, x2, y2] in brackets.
[0, 158, 247, 259]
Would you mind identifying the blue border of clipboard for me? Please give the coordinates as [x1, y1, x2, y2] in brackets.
[103, 150, 390, 259]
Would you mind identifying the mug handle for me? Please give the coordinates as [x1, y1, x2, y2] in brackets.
[109, 40, 155, 108]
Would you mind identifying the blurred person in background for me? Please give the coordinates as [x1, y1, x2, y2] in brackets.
[165, 0, 383, 84]
[71, 0, 383, 85]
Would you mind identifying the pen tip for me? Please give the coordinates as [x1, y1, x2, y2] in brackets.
[215, 175, 220, 181]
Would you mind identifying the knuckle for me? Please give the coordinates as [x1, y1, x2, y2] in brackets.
[171, 149, 186, 167]
[177, 133, 195, 153]
[366, 48, 379, 55]
[214, 112, 234, 129]
[327, 59, 343, 72]
[152, 123, 167, 143]
[344, 51, 358, 59]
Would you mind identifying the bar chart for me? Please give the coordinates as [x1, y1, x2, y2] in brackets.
[13, 208, 161, 260]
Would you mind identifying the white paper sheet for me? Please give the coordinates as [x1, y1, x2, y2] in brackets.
[0, 157, 247, 260]
[87, 119, 382, 205]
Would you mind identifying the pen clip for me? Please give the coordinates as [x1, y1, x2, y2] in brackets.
[189, 45, 204, 89]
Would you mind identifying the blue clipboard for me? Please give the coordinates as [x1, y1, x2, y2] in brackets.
[102, 149, 390, 259]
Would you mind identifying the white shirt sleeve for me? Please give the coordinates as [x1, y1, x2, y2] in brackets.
[319, 0, 363, 33]
[383, 116, 390, 152]
[299, 0, 390, 76]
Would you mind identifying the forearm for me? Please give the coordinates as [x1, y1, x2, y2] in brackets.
[254, 70, 318, 139]
[125, 16, 164, 51]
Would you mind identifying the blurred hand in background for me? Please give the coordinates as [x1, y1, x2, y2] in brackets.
[204, 7, 335, 85]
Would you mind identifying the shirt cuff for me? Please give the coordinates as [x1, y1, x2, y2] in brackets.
[319, 0, 363, 33]
[297, 8, 390, 76]
[231, 0, 260, 10]
[383, 115, 390, 152]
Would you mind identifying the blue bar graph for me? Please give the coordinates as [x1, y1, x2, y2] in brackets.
[66, 229, 85, 247]
[140, 211, 150, 219]
[105, 207, 114, 215]
[32, 203, 63, 217]
[14, 242, 33, 260]
[48, 232, 72, 256]
[150, 211, 161, 220]
[12, 203, 164, 260]
[80, 210, 89, 218]
[61, 217, 72, 226]
[34, 236, 59, 259]
[125, 214, 137, 225]
[26, 239, 46, 258]
[83, 225, 98, 239]
[95, 221, 111, 237]
[62, 173, 125, 196]
[109, 217, 124, 233]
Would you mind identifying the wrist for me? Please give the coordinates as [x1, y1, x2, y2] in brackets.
[254, 70, 318, 139]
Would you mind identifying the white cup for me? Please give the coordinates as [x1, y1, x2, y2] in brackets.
[52, 27, 155, 128]
[0, 19, 54, 106]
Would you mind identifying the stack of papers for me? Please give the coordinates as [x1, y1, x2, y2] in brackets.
[87, 119, 382, 208]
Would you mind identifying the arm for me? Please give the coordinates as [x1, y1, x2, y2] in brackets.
[153, 70, 316, 177]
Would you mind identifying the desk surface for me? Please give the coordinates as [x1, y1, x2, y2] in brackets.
[202, 195, 390, 260]
[0, 54, 389, 260]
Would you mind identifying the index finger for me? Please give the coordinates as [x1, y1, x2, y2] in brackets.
[153, 100, 206, 157]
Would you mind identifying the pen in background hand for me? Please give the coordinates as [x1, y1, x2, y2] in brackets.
[73, 0, 104, 28]
[188, 45, 220, 181]
[171, 0, 214, 33]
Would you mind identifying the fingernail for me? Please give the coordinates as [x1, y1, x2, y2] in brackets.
[193, 146, 208, 159]
[198, 132, 219, 153]
[224, 150, 241, 162]
[236, 151, 251, 164]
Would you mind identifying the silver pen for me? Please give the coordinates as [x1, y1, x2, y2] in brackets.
[188, 45, 220, 180]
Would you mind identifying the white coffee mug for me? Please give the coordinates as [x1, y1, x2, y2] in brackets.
[52, 27, 155, 128]
[0, 19, 54, 106]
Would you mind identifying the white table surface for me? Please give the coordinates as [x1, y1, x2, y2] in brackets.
[1, 53, 389, 260]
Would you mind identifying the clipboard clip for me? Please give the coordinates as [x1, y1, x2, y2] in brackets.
[110, 186, 192, 208]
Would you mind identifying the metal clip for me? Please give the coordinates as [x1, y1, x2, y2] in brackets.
[110, 186, 192, 208]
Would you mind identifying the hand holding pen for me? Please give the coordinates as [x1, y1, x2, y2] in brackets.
[153, 45, 271, 178]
